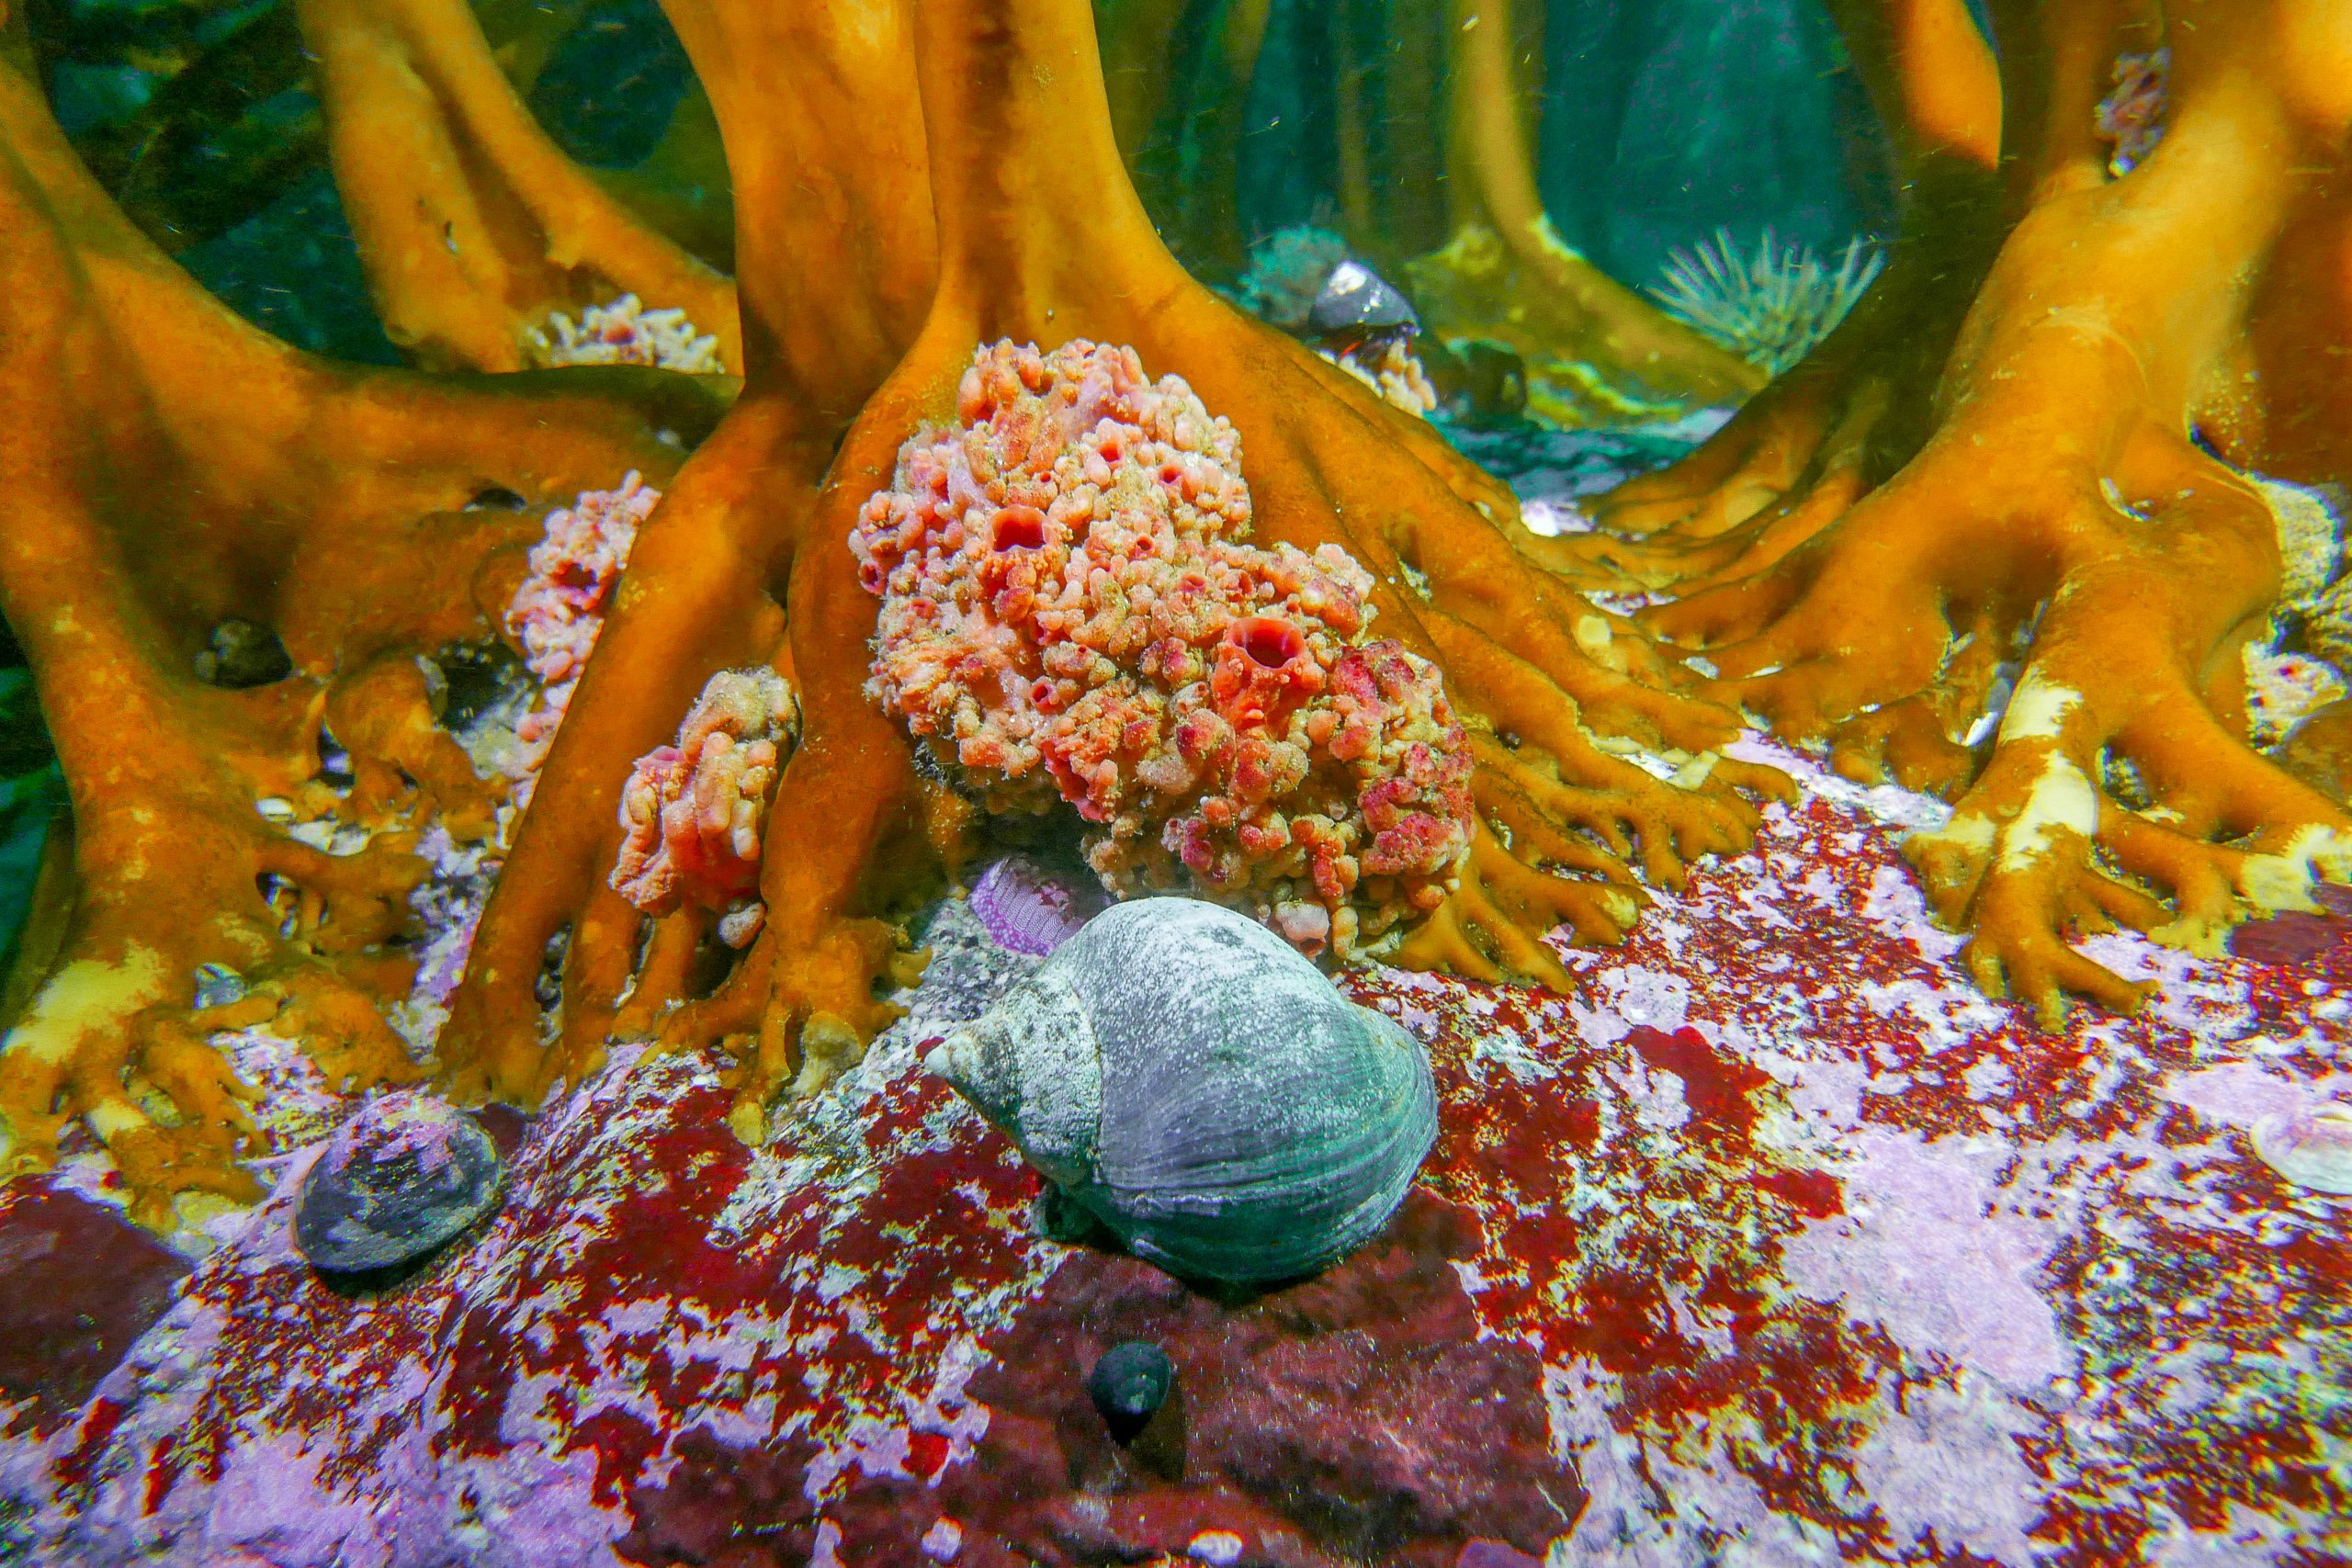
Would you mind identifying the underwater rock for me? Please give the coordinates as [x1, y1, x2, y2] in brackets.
[1437, 415, 1723, 510]
[0, 1181, 189, 1421]
[1309, 258, 1419, 345]
[1455, 1542, 1545, 1568]
[1231, 225, 1351, 331]
[2276, 695, 2352, 806]
[933, 1190, 1576, 1563]
[924, 897, 1438, 1285]
[292, 1091, 506, 1273]
[2229, 908, 2343, 967]
[2244, 646, 2347, 749]
[192, 618, 293, 688]
[2253, 1098, 2352, 1195]
[1085, 1338, 1173, 1441]
[1421, 337, 1527, 427]
[17, 745, 2349, 1567]
[2247, 474, 2343, 615]
[967, 854, 1102, 956]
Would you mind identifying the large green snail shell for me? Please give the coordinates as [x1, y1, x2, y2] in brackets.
[923, 897, 1439, 1285]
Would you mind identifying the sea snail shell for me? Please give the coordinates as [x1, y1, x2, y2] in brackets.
[1308, 259, 1420, 339]
[925, 897, 1438, 1284]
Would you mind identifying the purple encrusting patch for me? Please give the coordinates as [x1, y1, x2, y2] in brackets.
[1, 739, 2346, 1566]
[967, 854, 1102, 955]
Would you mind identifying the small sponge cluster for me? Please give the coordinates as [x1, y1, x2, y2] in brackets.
[1329, 340, 1438, 419]
[525, 294, 725, 375]
[851, 339, 1474, 957]
[503, 473, 661, 784]
[610, 667, 799, 947]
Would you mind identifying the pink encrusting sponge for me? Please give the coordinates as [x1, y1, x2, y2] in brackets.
[851, 338, 1473, 958]
[610, 667, 799, 948]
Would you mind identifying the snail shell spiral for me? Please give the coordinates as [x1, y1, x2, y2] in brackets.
[926, 897, 1437, 1284]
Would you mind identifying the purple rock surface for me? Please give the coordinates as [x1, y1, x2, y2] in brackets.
[6, 749, 2350, 1566]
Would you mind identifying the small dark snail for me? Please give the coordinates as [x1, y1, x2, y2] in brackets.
[1307, 259, 1419, 346]
[1087, 1340, 1174, 1441]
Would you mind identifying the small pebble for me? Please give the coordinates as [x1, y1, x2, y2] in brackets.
[193, 618, 292, 688]
[1187, 1531, 1245, 1567]
[1086, 1339, 1173, 1441]
[2254, 1100, 2352, 1195]
[294, 1092, 505, 1273]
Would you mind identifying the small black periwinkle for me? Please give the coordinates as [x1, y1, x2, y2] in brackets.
[1307, 258, 1419, 342]
[1086, 1339, 1174, 1443]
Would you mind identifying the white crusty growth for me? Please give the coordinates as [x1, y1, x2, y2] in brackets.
[1996, 752, 2100, 872]
[1994, 674, 2081, 745]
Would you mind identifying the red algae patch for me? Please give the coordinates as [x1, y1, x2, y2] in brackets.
[2, 742, 2346, 1565]
[926, 1192, 1576, 1568]
[0, 1181, 188, 1425]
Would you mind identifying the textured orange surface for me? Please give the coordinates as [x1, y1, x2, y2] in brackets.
[1, 0, 2346, 1233]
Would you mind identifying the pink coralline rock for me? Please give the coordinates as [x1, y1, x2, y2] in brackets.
[503, 473, 662, 779]
[850, 338, 1474, 957]
[5, 740, 2350, 1565]
[610, 667, 799, 943]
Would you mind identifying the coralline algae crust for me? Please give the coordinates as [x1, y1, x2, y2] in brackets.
[2, 739, 2346, 1567]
